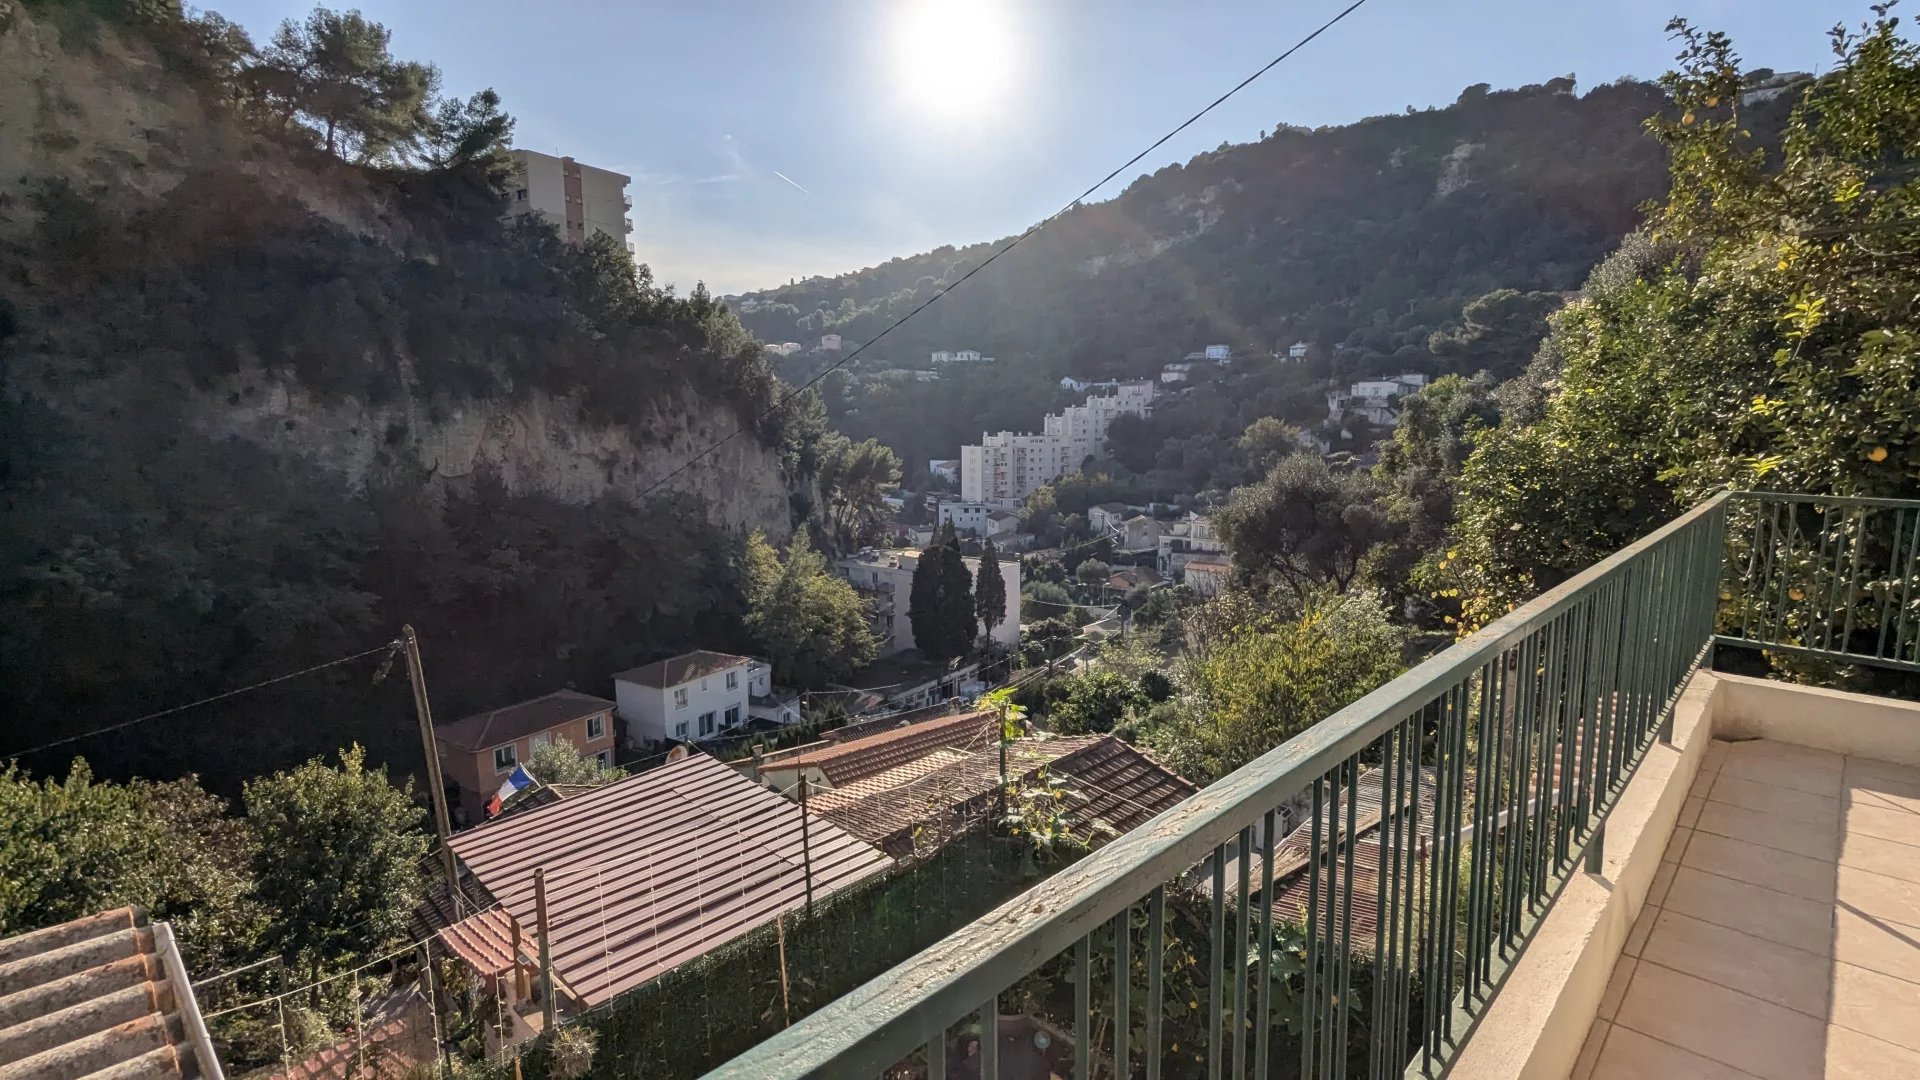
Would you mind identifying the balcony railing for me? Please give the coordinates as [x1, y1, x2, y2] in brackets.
[707, 490, 1919, 1079]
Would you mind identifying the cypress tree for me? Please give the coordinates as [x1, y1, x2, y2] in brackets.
[974, 537, 1007, 647]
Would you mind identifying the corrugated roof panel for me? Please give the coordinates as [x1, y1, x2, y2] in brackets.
[773, 710, 998, 786]
[447, 754, 889, 1008]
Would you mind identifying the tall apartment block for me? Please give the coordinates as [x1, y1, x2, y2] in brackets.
[506, 149, 634, 251]
[960, 381, 1155, 505]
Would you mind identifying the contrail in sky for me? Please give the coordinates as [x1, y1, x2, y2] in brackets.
[772, 170, 810, 195]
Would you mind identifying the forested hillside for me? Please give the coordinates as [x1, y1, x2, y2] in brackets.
[0, 2, 805, 790]
[737, 74, 1797, 378]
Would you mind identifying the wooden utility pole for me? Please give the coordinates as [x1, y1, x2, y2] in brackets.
[402, 625, 460, 899]
[533, 867, 557, 1031]
[797, 779, 815, 914]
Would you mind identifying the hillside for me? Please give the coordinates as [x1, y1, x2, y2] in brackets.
[0, 4, 799, 790]
[737, 76, 1798, 378]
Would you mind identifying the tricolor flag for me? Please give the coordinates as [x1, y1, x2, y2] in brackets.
[486, 764, 536, 817]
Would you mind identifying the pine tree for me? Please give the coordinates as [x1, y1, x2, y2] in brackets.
[975, 537, 1007, 648]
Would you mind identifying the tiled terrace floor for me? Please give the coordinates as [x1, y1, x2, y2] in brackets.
[1574, 738, 1920, 1079]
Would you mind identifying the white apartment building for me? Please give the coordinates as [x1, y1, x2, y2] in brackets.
[834, 549, 1021, 656]
[938, 501, 996, 534]
[959, 381, 1155, 504]
[1287, 341, 1311, 360]
[507, 150, 633, 249]
[614, 650, 765, 746]
[1158, 513, 1227, 576]
[931, 349, 993, 364]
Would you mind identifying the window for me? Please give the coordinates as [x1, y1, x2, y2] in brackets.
[513, 189, 528, 201]
[724, 706, 740, 728]
[726, 671, 738, 690]
[674, 687, 688, 709]
[699, 711, 716, 737]
[595, 749, 613, 767]
[493, 744, 517, 773]
[674, 721, 688, 740]
[586, 714, 605, 740]
[700, 678, 708, 691]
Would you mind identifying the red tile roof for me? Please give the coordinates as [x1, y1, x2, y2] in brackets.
[437, 689, 615, 752]
[446, 753, 889, 1007]
[436, 908, 517, 978]
[611, 650, 755, 689]
[772, 710, 998, 786]
[806, 736, 1196, 854]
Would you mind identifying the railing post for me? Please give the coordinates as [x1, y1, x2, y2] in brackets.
[1584, 818, 1606, 877]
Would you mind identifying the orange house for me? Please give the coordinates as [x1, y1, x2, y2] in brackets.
[436, 689, 617, 824]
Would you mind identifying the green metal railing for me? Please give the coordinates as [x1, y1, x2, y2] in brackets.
[709, 495, 1731, 1080]
[1718, 491, 1920, 673]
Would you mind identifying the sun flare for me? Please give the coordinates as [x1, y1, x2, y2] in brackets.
[889, 0, 1019, 121]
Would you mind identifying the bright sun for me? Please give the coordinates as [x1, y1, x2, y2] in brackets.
[889, 0, 1018, 121]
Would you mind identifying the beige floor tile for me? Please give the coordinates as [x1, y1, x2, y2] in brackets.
[1613, 962, 1826, 1080]
[1664, 867, 1834, 955]
[1683, 832, 1840, 904]
[1623, 900, 1656, 957]
[1831, 906, 1920, 985]
[1837, 865, 1920, 927]
[1572, 1018, 1609, 1080]
[1665, 826, 1696, 865]
[1697, 799, 1842, 862]
[1725, 739, 1844, 772]
[1591, 1025, 1760, 1080]
[1823, 1023, 1920, 1079]
[1831, 961, 1920, 1053]
[1710, 775, 1841, 826]
[1643, 910, 1831, 1017]
[1838, 832, 1920, 885]
[1648, 860, 1678, 908]
[1598, 955, 1637, 1020]
[1691, 769, 1720, 800]
[1721, 747, 1845, 796]
[1849, 780, 1920, 815]
[1845, 802, 1920, 848]
[1703, 740, 1729, 774]
[1680, 795, 1706, 829]
[1845, 756, 1920, 792]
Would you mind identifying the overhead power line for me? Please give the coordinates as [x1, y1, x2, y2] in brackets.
[4, 640, 402, 759]
[630, 0, 1376, 504]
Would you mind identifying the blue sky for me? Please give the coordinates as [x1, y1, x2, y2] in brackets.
[214, 0, 1846, 294]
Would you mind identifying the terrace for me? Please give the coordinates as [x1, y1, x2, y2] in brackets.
[706, 491, 1920, 1080]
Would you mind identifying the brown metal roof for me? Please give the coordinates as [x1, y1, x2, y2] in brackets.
[807, 736, 1197, 855]
[774, 710, 999, 787]
[436, 689, 615, 752]
[0, 907, 221, 1079]
[446, 753, 889, 1008]
[611, 650, 754, 690]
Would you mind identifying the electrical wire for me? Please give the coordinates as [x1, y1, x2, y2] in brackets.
[3, 640, 403, 758]
[625, 0, 1377, 506]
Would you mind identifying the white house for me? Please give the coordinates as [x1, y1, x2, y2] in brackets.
[834, 549, 1021, 656]
[1204, 344, 1232, 362]
[766, 342, 803, 357]
[939, 500, 997, 535]
[819, 333, 843, 351]
[1116, 514, 1165, 553]
[1161, 362, 1195, 384]
[1060, 376, 1120, 393]
[933, 349, 992, 364]
[984, 509, 1022, 539]
[1158, 513, 1226, 576]
[1287, 341, 1311, 360]
[1326, 373, 1431, 426]
[1088, 502, 1132, 535]
[927, 459, 960, 486]
[613, 650, 758, 747]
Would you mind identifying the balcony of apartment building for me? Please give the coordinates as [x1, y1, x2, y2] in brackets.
[710, 491, 1920, 1080]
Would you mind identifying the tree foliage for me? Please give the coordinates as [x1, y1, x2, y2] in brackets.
[908, 539, 976, 662]
[742, 531, 878, 688]
[1449, 10, 1920, 627]
[816, 435, 902, 555]
[974, 537, 1008, 643]
[243, 746, 428, 972]
[243, 7, 439, 162]
[526, 740, 625, 787]
[1144, 592, 1409, 783]
[1216, 455, 1400, 598]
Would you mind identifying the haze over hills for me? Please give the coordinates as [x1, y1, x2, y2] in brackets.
[733, 74, 1793, 379]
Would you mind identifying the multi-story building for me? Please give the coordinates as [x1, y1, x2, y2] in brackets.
[960, 381, 1154, 504]
[1326, 373, 1431, 427]
[834, 549, 1020, 656]
[931, 349, 992, 364]
[614, 650, 788, 747]
[506, 150, 633, 249]
[1158, 512, 1227, 577]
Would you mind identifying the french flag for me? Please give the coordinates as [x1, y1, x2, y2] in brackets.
[486, 765, 536, 817]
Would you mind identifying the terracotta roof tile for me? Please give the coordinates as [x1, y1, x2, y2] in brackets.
[774, 710, 998, 786]
[436, 690, 615, 752]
